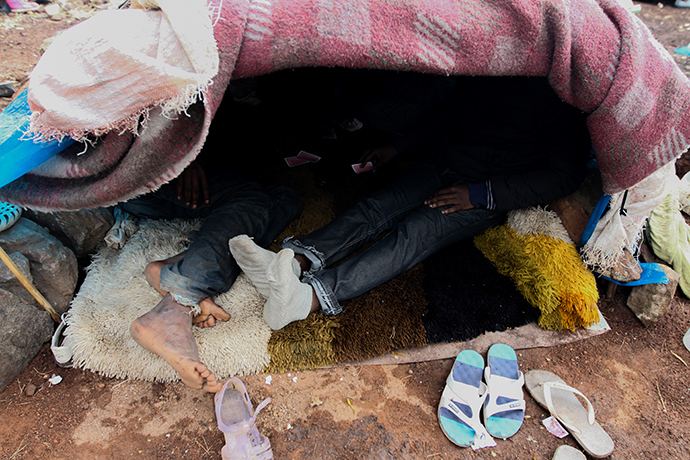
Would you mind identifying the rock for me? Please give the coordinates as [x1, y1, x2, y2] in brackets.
[0, 81, 15, 98]
[0, 289, 54, 392]
[626, 264, 680, 326]
[0, 218, 78, 315]
[25, 383, 37, 397]
[0, 251, 39, 308]
[23, 208, 114, 259]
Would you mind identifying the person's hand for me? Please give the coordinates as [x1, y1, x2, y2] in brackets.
[176, 161, 210, 209]
[425, 184, 474, 215]
[358, 145, 399, 172]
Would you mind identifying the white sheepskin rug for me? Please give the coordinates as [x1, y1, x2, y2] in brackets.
[66, 219, 271, 383]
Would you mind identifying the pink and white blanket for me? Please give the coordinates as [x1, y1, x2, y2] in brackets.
[1, 0, 688, 211]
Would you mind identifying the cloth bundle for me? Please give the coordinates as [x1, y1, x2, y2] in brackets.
[580, 162, 678, 278]
[474, 208, 600, 331]
[27, 0, 219, 142]
[647, 173, 690, 297]
[0, 0, 688, 211]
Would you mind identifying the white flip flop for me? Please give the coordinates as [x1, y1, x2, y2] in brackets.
[51, 313, 74, 368]
[525, 370, 614, 458]
[553, 445, 586, 460]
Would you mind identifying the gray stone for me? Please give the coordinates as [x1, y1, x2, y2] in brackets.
[626, 264, 680, 326]
[23, 207, 115, 258]
[0, 218, 78, 315]
[0, 288, 54, 392]
[0, 251, 39, 308]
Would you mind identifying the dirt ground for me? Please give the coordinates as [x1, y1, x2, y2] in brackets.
[2, 2, 690, 459]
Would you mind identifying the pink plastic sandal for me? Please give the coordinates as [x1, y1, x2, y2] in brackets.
[214, 378, 274, 460]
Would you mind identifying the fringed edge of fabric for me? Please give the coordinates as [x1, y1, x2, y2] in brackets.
[27, 81, 212, 143]
[28, 105, 148, 144]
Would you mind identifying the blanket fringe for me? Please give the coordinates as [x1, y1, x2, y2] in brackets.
[28, 81, 210, 143]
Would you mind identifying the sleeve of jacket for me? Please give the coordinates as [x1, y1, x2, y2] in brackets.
[487, 142, 591, 212]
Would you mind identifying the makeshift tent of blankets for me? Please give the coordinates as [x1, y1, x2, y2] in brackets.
[1, 0, 690, 379]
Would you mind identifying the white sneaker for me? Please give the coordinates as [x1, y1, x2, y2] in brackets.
[676, 0, 690, 7]
[51, 314, 74, 368]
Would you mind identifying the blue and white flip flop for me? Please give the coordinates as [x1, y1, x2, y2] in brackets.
[438, 350, 496, 449]
[483, 343, 526, 439]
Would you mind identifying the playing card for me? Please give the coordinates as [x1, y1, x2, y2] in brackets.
[285, 156, 310, 167]
[297, 150, 321, 162]
[541, 416, 569, 438]
[351, 161, 374, 174]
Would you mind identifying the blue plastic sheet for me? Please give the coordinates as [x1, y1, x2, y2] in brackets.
[0, 89, 75, 189]
[599, 262, 669, 286]
[675, 43, 690, 56]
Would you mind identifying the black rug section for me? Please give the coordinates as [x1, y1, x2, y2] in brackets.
[422, 238, 540, 343]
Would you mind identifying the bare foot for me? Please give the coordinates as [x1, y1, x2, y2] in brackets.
[193, 297, 231, 328]
[144, 252, 230, 328]
[130, 293, 223, 393]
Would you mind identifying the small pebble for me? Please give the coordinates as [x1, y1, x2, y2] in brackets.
[26, 383, 37, 397]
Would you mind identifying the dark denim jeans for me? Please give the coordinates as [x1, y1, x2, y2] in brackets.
[283, 162, 504, 314]
[121, 172, 302, 306]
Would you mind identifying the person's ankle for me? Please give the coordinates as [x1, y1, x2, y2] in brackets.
[295, 254, 311, 272]
[310, 290, 320, 313]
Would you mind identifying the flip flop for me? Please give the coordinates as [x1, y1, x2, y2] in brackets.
[438, 350, 496, 449]
[215, 378, 274, 460]
[553, 445, 586, 460]
[483, 343, 525, 439]
[525, 370, 614, 458]
[51, 313, 74, 368]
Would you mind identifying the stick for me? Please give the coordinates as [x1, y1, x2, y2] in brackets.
[656, 381, 667, 413]
[670, 350, 688, 367]
[0, 244, 59, 322]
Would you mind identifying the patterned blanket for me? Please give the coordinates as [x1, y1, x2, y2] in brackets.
[1, 0, 688, 210]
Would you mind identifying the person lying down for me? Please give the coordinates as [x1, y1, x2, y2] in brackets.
[230, 75, 592, 330]
[124, 150, 302, 393]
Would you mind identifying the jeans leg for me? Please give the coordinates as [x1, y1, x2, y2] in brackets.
[252, 185, 303, 248]
[159, 174, 276, 305]
[285, 162, 444, 271]
[316, 204, 506, 304]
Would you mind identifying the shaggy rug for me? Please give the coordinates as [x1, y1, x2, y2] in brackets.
[68, 219, 272, 382]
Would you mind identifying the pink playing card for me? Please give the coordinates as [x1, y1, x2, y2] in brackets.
[285, 156, 310, 167]
[542, 416, 569, 439]
[297, 150, 321, 162]
[351, 161, 374, 174]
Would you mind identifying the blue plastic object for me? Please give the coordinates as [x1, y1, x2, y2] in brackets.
[675, 43, 690, 57]
[579, 193, 669, 286]
[577, 193, 611, 248]
[600, 262, 669, 286]
[0, 89, 75, 189]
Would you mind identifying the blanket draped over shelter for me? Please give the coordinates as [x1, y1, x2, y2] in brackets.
[0, 0, 688, 210]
